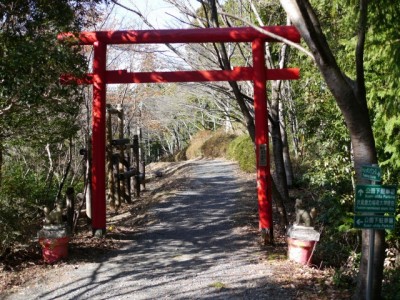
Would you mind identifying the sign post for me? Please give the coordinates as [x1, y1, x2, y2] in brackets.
[354, 165, 397, 300]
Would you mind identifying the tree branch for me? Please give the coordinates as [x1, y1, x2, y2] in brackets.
[0, 103, 14, 116]
[110, 0, 187, 63]
[248, 0, 274, 69]
[218, 10, 314, 59]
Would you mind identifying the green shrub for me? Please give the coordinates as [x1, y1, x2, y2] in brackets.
[201, 131, 236, 158]
[310, 190, 358, 269]
[0, 164, 57, 256]
[226, 134, 244, 160]
[227, 135, 256, 173]
[383, 268, 400, 300]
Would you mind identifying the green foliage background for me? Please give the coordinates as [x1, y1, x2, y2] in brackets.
[0, 0, 101, 256]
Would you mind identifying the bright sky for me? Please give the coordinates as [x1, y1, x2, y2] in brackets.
[91, 1, 201, 84]
[110, 0, 200, 30]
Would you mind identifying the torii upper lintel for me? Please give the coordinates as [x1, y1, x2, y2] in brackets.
[58, 26, 300, 45]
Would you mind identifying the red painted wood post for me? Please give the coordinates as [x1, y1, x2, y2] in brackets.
[91, 41, 107, 234]
[252, 38, 273, 236]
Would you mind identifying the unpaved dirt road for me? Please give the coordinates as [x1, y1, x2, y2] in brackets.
[4, 159, 297, 300]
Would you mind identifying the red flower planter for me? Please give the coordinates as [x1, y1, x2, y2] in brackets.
[287, 237, 316, 265]
[39, 236, 69, 263]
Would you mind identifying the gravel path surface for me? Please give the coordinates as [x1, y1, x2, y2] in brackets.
[4, 159, 295, 300]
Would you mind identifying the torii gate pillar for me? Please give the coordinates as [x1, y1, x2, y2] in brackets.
[253, 38, 272, 233]
[91, 41, 107, 232]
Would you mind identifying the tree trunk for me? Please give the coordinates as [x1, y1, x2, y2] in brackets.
[208, 0, 256, 142]
[117, 104, 130, 204]
[173, 126, 180, 152]
[133, 134, 140, 197]
[138, 127, 146, 190]
[280, 1, 383, 298]
[224, 101, 233, 133]
[284, 83, 301, 157]
[271, 81, 290, 202]
[271, 175, 289, 229]
[66, 187, 75, 233]
[106, 108, 116, 210]
[280, 100, 294, 187]
[0, 143, 2, 187]
[55, 137, 73, 205]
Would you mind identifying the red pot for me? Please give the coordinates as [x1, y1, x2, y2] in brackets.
[39, 237, 69, 263]
[287, 237, 316, 265]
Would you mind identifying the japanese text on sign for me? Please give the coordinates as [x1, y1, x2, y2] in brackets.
[355, 184, 397, 213]
[259, 144, 267, 167]
[361, 165, 381, 181]
[354, 215, 395, 230]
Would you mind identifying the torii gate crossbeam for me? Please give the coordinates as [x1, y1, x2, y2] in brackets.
[59, 26, 300, 236]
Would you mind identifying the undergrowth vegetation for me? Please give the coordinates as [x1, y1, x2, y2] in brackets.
[185, 130, 213, 159]
[0, 165, 57, 256]
[226, 135, 256, 173]
[201, 131, 236, 158]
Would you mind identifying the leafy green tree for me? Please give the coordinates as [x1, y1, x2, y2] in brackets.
[0, 0, 103, 254]
[0, 1, 101, 146]
[280, 0, 400, 298]
[364, 2, 400, 182]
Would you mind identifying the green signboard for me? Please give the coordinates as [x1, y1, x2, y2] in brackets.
[362, 165, 381, 181]
[354, 215, 396, 230]
[355, 184, 397, 213]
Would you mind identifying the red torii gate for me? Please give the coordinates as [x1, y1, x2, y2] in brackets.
[58, 26, 300, 236]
